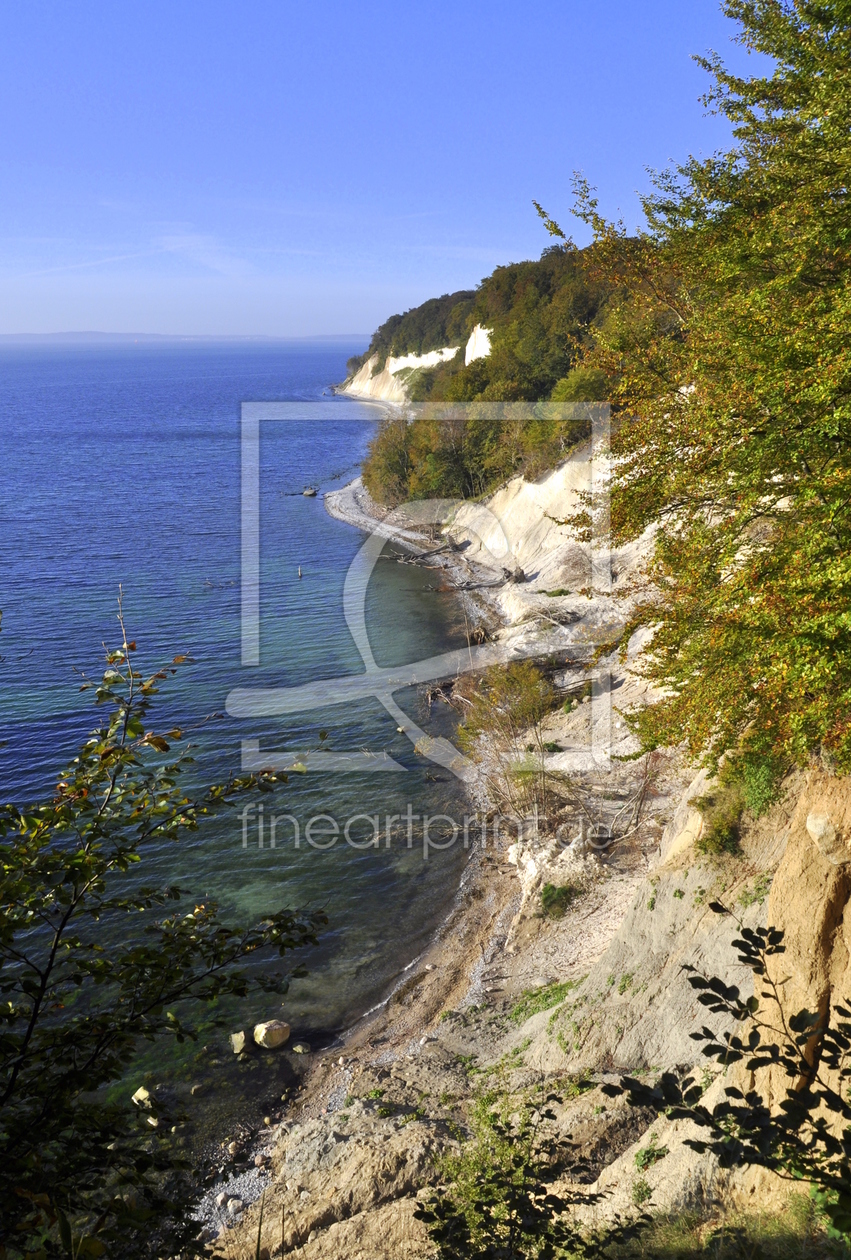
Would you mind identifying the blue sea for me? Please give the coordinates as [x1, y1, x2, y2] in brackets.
[0, 341, 472, 1110]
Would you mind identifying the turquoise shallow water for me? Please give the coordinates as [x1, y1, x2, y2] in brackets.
[0, 342, 472, 1057]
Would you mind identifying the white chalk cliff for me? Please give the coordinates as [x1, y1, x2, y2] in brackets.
[464, 323, 491, 365]
[342, 325, 493, 404]
[343, 347, 457, 404]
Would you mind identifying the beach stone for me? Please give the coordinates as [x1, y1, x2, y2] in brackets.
[292, 1042, 311, 1054]
[254, 1019, 290, 1049]
[227, 1198, 244, 1216]
[131, 1086, 151, 1109]
[230, 1030, 247, 1054]
[215, 1192, 229, 1208]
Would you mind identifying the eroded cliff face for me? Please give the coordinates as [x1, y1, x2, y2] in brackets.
[767, 766, 851, 1037]
[464, 323, 491, 365]
[556, 765, 851, 1220]
[219, 750, 851, 1256]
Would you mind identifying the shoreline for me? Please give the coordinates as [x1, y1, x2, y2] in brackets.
[205, 452, 695, 1254]
[194, 467, 507, 1238]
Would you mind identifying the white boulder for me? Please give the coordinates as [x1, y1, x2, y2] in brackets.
[253, 1019, 291, 1049]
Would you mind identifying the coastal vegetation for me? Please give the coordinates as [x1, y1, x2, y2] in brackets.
[367, 0, 851, 784]
[375, 3, 851, 1256]
[407, 248, 612, 406]
[550, 0, 851, 775]
[0, 611, 324, 1259]
[6, 2, 851, 1256]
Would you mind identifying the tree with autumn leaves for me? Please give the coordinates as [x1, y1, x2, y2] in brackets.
[540, 0, 851, 770]
[0, 608, 325, 1258]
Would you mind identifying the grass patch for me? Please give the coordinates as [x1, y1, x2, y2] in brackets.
[738, 872, 773, 909]
[510, 979, 581, 1024]
[541, 882, 581, 919]
[606, 1193, 845, 1257]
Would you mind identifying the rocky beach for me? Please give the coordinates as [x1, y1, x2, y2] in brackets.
[202, 449, 764, 1256]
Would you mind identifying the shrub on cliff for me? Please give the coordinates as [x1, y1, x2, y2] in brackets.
[415, 1086, 644, 1259]
[0, 609, 325, 1259]
[455, 662, 561, 816]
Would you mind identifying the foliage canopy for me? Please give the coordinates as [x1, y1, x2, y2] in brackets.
[346, 289, 475, 376]
[539, 0, 851, 768]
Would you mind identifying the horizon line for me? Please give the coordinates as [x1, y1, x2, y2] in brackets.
[0, 331, 370, 344]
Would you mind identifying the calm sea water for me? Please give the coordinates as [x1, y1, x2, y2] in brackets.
[0, 342, 471, 1070]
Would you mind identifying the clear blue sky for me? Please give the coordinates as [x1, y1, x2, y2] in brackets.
[0, 1, 761, 336]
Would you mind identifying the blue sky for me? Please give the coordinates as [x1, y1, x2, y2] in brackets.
[0, 1, 762, 336]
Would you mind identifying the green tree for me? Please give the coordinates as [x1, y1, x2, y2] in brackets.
[361, 412, 413, 504]
[0, 612, 325, 1258]
[540, 0, 851, 769]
